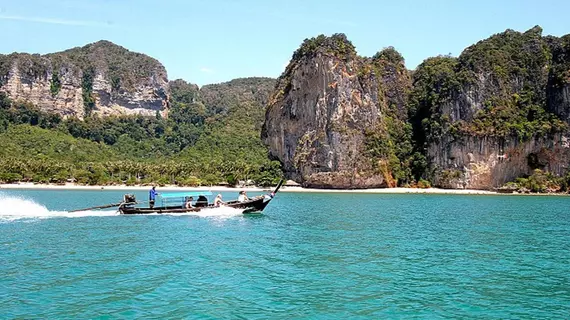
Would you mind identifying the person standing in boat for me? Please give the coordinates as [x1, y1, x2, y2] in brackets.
[149, 186, 158, 208]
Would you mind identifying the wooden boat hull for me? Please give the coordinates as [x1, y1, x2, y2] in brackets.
[118, 180, 284, 215]
[119, 196, 271, 215]
[67, 180, 284, 215]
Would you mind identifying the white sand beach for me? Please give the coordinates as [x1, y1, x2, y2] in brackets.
[0, 182, 499, 195]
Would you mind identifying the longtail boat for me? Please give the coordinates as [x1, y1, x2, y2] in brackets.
[117, 179, 283, 215]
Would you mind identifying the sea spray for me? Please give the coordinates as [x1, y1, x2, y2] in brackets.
[0, 193, 118, 222]
[0, 193, 51, 216]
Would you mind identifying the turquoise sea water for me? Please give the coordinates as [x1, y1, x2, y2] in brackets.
[1, 189, 569, 319]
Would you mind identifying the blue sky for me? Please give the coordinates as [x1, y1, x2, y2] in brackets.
[0, 0, 569, 86]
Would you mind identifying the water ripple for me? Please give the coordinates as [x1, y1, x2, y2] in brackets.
[1, 192, 569, 318]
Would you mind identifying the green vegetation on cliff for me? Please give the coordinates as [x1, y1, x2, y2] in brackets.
[410, 26, 568, 143]
[292, 33, 357, 61]
[461, 92, 566, 138]
[409, 56, 460, 139]
[50, 40, 166, 93]
[459, 26, 550, 90]
[549, 34, 570, 87]
[457, 26, 567, 137]
[0, 40, 166, 96]
[364, 47, 415, 186]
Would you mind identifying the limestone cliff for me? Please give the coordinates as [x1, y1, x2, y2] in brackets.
[263, 27, 570, 190]
[262, 34, 412, 188]
[411, 27, 570, 189]
[0, 41, 168, 119]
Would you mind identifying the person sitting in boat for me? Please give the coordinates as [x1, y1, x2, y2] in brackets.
[185, 197, 194, 209]
[214, 194, 224, 207]
[238, 191, 249, 202]
[149, 186, 158, 208]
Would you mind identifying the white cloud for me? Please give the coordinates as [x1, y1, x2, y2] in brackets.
[199, 67, 214, 74]
[0, 14, 112, 27]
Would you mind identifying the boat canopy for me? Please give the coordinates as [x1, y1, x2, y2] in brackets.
[159, 191, 213, 198]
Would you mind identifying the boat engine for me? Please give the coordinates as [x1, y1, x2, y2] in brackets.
[123, 194, 136, 203]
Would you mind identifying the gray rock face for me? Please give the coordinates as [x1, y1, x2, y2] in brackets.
[1, 61, 84, 116]
[0, 41, 169, 119]
[90, 71, 168, 117]
[263, 55, 378, 188]
[429, 134, 570, 189]
[262, 35, 411, 188]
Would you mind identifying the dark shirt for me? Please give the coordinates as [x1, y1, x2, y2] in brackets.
[149, 189, 157, 200]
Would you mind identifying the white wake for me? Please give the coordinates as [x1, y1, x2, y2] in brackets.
[0, 194, 118, 222]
